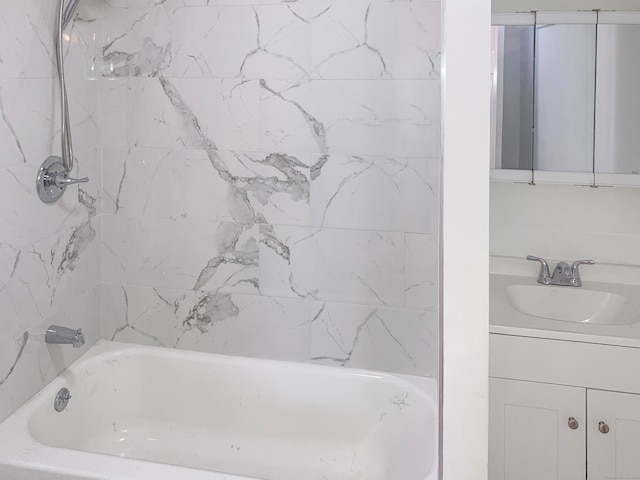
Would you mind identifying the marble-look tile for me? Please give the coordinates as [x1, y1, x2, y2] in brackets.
[259, 225, 405, 307]
[101, 283, 311, 361]
[63, 0, 103, 79]
[99, 79, 128, 147]
[0, 286, 99, 423]
[114, 76, 439, 159]
[0, 162, 97, 250]
[0, 245, 43, 342]
[405, 234, 438, 310]
[355, 0, 441, 80]
[102, 147, 311, 225]
[102, 1, 439, 81]
[0, 77, 100, 170]
[164, 6, 262, 79]
[0, 1, 56, 79]
[310, 155, 438, 233]
[126, 77, 261, 151]
[0, 78, 55, 169]
[309, 301, 438, 376]
[0, 1, 100, 80]
[101, 5, 173, 78]
[102, 216, 259, 294]
[259, 79, 441, 157]
[0, 216, 99, 341]
[29, 217, 101, 319]
[308, 0, 440, 80]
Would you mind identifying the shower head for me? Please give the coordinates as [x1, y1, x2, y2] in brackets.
[61, 0, 80, 29]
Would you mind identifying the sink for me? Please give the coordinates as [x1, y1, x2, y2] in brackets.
[505, 285, 640, 325]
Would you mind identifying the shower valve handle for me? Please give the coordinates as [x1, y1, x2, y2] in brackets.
[53, 174, 89, 188]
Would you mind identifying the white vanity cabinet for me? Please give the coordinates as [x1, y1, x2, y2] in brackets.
[587, 389, 640, 480]
[489, 378, 585, 480]
[490, 333, 640, 480]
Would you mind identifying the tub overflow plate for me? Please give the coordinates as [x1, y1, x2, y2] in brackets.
[54, 387, 71, 412]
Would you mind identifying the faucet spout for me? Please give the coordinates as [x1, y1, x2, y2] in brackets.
[45, 325, 85, 348]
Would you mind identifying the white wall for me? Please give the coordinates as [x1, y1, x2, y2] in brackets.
[491, 181, 640, 265]
[442, 0, 490, 478]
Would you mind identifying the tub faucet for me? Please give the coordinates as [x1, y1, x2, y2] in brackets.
[45, 325, 85, 348]
[526, 256, 594, 287]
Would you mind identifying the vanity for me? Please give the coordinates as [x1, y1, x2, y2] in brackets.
[489, 257, 640, 480]
[489, 1, 640, 478]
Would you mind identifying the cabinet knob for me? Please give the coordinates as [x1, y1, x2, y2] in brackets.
[568, 417, 579, 430]
[598, 421, 610, 434]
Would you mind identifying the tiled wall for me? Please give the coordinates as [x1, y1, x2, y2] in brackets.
[99, 0, 442, 376]
[0, 1, 440, 423]
[0, 1, 101, 421]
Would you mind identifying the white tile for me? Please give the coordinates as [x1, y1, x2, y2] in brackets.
[102, 147, 311, 225]
[308, 1, 387, 79]
[365, 1, 441, 79]
[167, 6, 262, 78]
[99, 79, 128, 147]
[102, 216, 259, 293]
[0, 286, 99, 423]
[101, 5, 172, 78]
[259, 79, 441, 157]
[101, 283, 311, 361]
[405, 234, 439, 310]
[126, 77, 261, 151]
[311, 155, 439, 233]
[309, 301, 438, 376]
[0, 1, 55, 79]
[63, 0, 103, 79]
[0, 78, 54, 169]
[260, 225, 406, 307]
[0, 165, 95, 249]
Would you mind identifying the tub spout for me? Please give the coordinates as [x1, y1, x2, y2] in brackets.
[45, 325, 85, 348]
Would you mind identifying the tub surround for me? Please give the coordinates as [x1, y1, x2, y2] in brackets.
[99, 0, 442, 377]
[0, 0, 441, 425]
[0, 0, 102, 422]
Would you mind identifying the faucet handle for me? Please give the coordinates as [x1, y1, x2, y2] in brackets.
[526, 255, 551, 285]
[570, 260, 594, 287]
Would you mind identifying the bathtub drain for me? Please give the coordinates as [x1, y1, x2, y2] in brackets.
[54, 388, 71, 412]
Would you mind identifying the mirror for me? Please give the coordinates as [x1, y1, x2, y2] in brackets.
[595, 25, 640, 175]
[491, 16, 640, 181]
[535, 24, 595, 172]
[491, 25, 534, 170]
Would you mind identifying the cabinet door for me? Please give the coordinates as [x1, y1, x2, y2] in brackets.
[489, 378, 586, 480]
[588, 389, 640, 480]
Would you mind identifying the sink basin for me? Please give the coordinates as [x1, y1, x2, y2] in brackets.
[505, 285, 640, 325]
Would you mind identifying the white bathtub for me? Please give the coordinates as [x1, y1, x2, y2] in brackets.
[0, 341, 437, 480]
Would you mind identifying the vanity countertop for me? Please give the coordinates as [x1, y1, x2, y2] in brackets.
[490, 257, 640, 348]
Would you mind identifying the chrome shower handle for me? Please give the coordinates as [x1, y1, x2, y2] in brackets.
[526, 255, 551, 285]
[53, 175, 89, 188]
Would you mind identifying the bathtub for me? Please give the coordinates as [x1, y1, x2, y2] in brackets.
[0, 341, 437, 480]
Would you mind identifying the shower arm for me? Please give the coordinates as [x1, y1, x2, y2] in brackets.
[56, 0, 74, 172]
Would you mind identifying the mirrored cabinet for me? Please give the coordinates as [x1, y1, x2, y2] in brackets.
[491, 12, 640, 186]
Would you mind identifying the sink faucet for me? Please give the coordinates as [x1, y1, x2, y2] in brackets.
[45, 325, 85, 348]
[526, 256, 594, 287]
